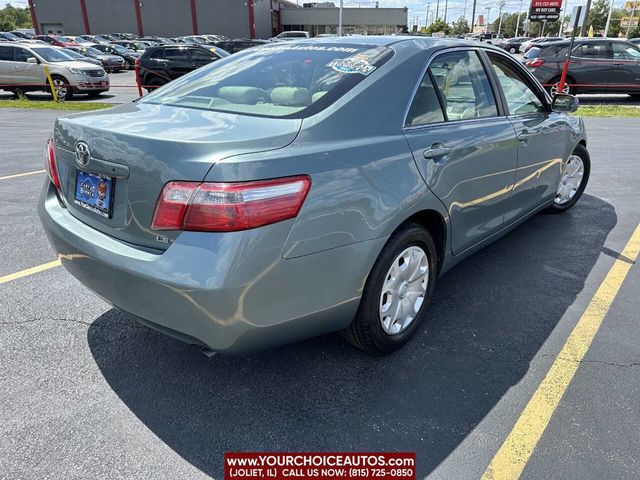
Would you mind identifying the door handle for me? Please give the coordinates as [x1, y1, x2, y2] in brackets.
[612, 63, 624, 66]
[517, 130, 533, 141]
[423, 143, 451, 159]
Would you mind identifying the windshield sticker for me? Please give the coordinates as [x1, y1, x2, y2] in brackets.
[261, 45, 359, 53]
[326, 55, 376, 76]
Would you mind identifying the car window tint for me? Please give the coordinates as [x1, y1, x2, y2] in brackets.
[573, 43, 610, 59]
[164, 48, 189, 61]
[13, 47, 32, 62]
[191, 49, 214, 63]
[428, 50, 498, 121]
[611, 42, 640, 60]
[541, 44, 568, 57]
[0, 46, 12, 61]
[489, 54, 545, 115]
[405, 73, 445, 126]
[524, 47, 541, 59]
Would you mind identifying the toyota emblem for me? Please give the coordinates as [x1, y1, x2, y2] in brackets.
[75, 141, 91, 168]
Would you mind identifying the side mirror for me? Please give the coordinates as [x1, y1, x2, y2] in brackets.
[27, 57, 38, 64]
[552, 93, 579, 113]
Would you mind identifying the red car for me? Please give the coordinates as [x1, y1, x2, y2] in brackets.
[33, 34, 79, 47]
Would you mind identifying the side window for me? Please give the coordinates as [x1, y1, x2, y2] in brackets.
[13, 48, 32, 62]
[611, 42, 640, 60]
[191, 49, 214, 64]
[405, 73, 445, 126]
[573, 43, 610, 59]
[489, 54, 545, 115]
[428, 50, 498, 121]
[150, 48, 166, 59]
[0, 46, 13, 61]
[164, 48, 189, 62]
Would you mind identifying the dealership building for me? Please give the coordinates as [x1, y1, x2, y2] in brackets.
[27, 0, 407, 39]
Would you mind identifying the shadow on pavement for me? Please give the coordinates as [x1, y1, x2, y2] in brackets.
[88, 194, 615, 478]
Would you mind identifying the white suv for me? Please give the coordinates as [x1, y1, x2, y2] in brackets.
[0, 42, 109, 99]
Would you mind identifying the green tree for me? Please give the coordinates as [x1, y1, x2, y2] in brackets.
[0, 3, 32, 31]
[586, 0, 610, 33]
[427, 18, 451, 35]
[451, 17, 471, 35]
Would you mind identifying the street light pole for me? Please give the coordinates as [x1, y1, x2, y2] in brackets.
[497, 1, 506, 35]
[485, 6, 492, 33]
[445, 0, 449, 23]
[604, 0, 614, 37]
[471, 0, 478, 33]
[338, 0, 343, 35]
[559, 0, 569, 36]
[515, 0, 524, 36]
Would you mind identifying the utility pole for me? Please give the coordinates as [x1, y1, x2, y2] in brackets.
[471, 0, 478, 33]
[497, 1, 506, 35]
[627, 1, 637, 37]
[559, 0, 569, 36]
[515, 0, 524, 36]
[604, 0, 614, 37]
[445, 0, 449, 23]
[485, 6, 492, 33]
[426, 3, 431, 27]
[436, 0, 440, 20]
[580, 0, 592, 36]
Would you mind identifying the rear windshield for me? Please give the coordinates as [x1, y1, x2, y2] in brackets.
[524, 47, 541, 59]
[143, 43, 393, 118]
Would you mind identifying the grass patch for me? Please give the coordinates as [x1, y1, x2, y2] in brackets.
[0, 98, 115, 111]
[576, 105, 640, 118]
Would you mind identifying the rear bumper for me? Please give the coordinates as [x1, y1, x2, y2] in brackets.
[38, 181, 384, 353]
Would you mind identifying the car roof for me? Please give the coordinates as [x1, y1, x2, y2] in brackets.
[275, 35, 482, 49]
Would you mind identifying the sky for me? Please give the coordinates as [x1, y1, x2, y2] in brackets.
[7, 0, 584, 31]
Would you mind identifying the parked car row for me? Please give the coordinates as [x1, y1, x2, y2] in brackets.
[523, 38, 640, 97]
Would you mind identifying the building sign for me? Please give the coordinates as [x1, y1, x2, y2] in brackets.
[621, 16, 640, 28]
[529, 0, 563, 21]
[624, 1, 640, 10]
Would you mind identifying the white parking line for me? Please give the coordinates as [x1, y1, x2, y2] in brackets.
[0, 170, 46, 181]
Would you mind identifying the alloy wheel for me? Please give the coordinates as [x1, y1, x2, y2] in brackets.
[379, 246, 429, 336]
[550, 81, 571, 96]
[52, 78, 67, 98]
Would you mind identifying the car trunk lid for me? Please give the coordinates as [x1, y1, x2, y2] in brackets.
[53, 102, 301, 250]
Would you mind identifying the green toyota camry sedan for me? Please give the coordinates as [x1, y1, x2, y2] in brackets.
[39, 36, 589, 354]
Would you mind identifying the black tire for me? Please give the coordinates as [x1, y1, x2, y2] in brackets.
[50, 74, 73, 100]
[509, 47, 517, 54]
[547, 75, 576, 96]
[145, 76, 165, 93]
[546, 144, 590, 214]
[342, 223, 438, 354]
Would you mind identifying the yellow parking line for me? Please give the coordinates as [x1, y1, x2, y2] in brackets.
[0, 260, 61, 285]
[482, 223, 640, 480]
[0, 170, 46, 181]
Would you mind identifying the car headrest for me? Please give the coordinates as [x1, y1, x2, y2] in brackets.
[218, 86, 265, 104]
[271, 87, 312, 107]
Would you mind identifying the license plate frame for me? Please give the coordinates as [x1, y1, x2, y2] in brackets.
[74, 170, 115, 218]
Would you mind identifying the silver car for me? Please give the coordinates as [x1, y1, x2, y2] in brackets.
[39, 37, 589, 354]
[0, 42, 109, 99]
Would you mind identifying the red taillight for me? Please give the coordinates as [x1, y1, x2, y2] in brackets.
[151, 176, 311, 232]
[526, 58, 545, 67]
[134, 58, 140, 66]
[44, 136, 61, 190]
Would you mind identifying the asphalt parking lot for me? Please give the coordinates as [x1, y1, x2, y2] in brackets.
[1, 109, 639, 479]
[1, 69, 640, 107]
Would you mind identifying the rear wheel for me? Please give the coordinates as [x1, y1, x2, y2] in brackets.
[509, 46, 517, 54]
[547, 144, 590, 213]
[51, 75, 73, 100]
[145, 76, 164, 93]
[548, 75, 576, 96]
[342, 223, 437, 354]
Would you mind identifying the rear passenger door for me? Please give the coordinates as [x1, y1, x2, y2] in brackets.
[403, 48, 518, 255]
[164, 47, 192, 78]
[486, 51, 570, 220]
[570, 41, 613, 92]
[190, 49, 216, 69]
